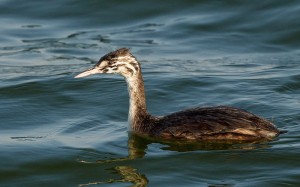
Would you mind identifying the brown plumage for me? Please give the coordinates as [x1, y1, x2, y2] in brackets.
[75, 48, 281, 142]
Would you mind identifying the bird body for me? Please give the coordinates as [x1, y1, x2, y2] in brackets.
[75, 48, 281, 141]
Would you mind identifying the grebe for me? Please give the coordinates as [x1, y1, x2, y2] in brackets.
[75, 48, 281, 141]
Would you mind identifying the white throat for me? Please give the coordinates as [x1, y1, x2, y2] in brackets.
[125, 72, 147, 131]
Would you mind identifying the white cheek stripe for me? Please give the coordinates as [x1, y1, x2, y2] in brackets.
[115, 62, 138, 73]
[114, 64, 136, 74]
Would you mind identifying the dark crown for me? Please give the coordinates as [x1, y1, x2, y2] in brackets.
[98, 48, 131, 62]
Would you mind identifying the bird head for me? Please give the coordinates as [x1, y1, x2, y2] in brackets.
[75, 48, 140, 78]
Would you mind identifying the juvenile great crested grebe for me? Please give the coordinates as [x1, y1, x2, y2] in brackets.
[75, 48, 281, 141]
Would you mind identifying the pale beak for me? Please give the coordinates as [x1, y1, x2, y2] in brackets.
[74, 67, 102, 78]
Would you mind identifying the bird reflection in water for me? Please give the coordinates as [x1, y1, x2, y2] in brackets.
[79, 165, 148, 187]
[78, 133, 272, 186]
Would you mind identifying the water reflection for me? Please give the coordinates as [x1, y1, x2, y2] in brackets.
[79, 133, 272, 186]
[79, 165, 148, 187]
[127, 133, 272, 153]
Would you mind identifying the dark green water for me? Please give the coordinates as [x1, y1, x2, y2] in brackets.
[1, 0, 300, 186]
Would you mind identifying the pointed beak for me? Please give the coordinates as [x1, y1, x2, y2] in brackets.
[74, 67, 102, 78]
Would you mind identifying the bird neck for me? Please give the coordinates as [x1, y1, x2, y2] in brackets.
[125, 71, 148, 131]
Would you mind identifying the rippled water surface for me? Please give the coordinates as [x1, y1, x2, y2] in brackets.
[1, 0, 300, 186]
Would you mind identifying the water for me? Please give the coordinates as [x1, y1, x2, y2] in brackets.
[0, 0, 300, 186]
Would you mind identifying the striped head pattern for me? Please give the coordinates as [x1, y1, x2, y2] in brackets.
[75, 48, 140, 78]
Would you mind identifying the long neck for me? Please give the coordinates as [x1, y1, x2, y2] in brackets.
[125, 71, 149, 132]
